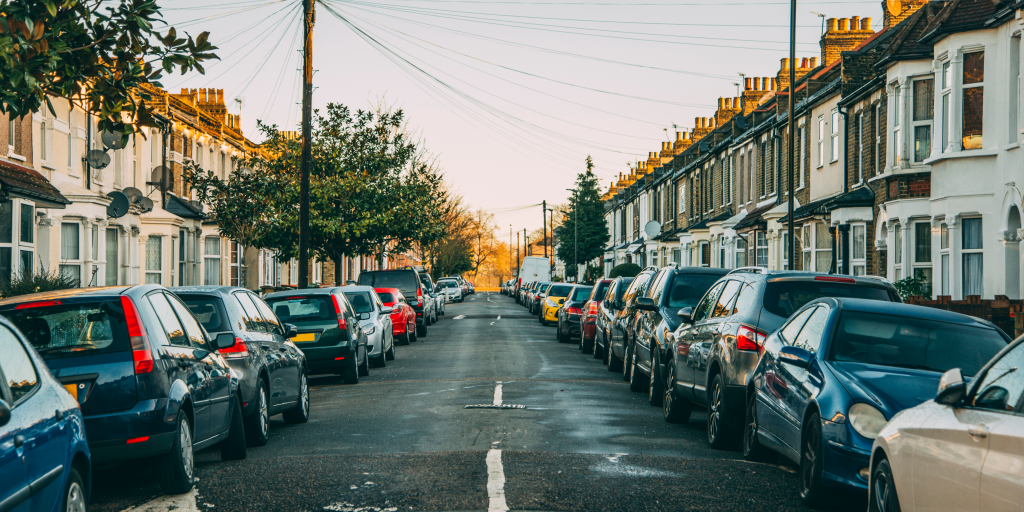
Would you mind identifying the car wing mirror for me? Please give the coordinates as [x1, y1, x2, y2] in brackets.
[779, 346, 812, 368]
[935, 368, 966, 405]
[677, 307, 693, 323]
[0, 399, 10, 428]
[636, 297, 657, 311]
[214, 332, 236, 350]
[285, 323, 298, 338]
[558, 298, 565, 305]
[359, 312, 371, 321]
[381, 306, 394, 315]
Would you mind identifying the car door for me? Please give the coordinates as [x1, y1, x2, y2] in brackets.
[168, 293, 233, 439]
[759, 306, 816, 441]
[149, 292, 213, 440]
[636, 271, 670, 371]
[234, 292, 284, 403]
[0, 331, 40, 512]
[776, 304, 829, 450]
[681, 281, 725, 402]
[251, 293, 300, 404]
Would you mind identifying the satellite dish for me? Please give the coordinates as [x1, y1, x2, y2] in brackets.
[106, 191, 130, 219]
[100, 130, 123, 151]
[149, 165, 172, 192]
[138, 197, 154, 213]
[734, 116, 748, 129]
[86, 149, 111, 170]
[886, 0, 902, 15]
[644, 220, 662, 239]
[122, 187, 143, 200]
[698, 141, 710, 153]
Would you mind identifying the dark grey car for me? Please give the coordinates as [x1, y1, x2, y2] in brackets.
[662, 269, 901, 449]
[608, 267, 658, 373]
[176, 286, 310, 447]
[596, 277, 633, 363]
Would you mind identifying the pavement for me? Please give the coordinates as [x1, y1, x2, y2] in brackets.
[90, 292, 865, 512]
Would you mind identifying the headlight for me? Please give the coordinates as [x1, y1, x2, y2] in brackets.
[849, 403, 887, 439]
[363, 326, 376, 335]
[546, 299, 557, 307]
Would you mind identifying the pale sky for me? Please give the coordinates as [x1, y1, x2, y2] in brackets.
[161, 0, 882, 246]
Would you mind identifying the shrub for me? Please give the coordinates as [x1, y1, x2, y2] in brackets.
[609, 263, 641, 278]
[0, 269, 79, 299]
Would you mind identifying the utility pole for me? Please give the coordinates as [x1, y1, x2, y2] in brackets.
[297, 0, 315, 288]
[509, 224, 513, 278]
[523, 229, 527, 258]
[787, 0, 796, 268]
[542, 200, 548, 258]
[516, 232, 520, 277]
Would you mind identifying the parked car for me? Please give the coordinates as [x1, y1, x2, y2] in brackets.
[419, 281, 438, 326]
[580, 279, 613, 354]
[596, 277, 634, 363]
[344, 286, 396, 368]
[265, 288, 369, 384]
[631, 267, 728, 400]
[0, 286, 246, 494]
[540, 283, 575, 326]
[869, 333, 1024, 512]
[437, 279, 464, 302]
[608, 267, 659, 372]
[745, 299, 1010, 506]
[1, 315, 91, 511]
[467, 281, 475, 295]
[375, 288, 417, 345]
[531, 282, 553, 315]
[176, 286, 310, 448]
[358, 268, 428, 337]
[557, 285, 592, 343]
[664, 269, 901, 450]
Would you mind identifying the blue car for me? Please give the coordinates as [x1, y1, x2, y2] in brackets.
[0, 285, 246, 495]
[743, 298, 1011, 506]
[1, 314, 90, 512]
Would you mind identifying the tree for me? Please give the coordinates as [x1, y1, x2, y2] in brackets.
[469, 209, 499, 281]
[609, 263, 640, 278]
[555, 156, 610, 280]
[0, 1, 217, 142]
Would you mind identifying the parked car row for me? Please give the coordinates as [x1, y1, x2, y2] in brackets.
[518, 265, 1024, 510]
[1, 265, 455, 511]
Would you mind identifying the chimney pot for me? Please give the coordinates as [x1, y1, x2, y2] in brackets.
[861, 17, 872, 31]
[771, 77, 777, 90]
[810, 57, 819, 67]
[718, 98, 725, 109]
[676, 131, 682, 141]
[744, 77, 752, 90]
[851, 16, 860, 29]
[801, 57, 809, 68]
[838, 18, 849, 31]
[826, 18, 837, 32]
[781, 57, 790, 71]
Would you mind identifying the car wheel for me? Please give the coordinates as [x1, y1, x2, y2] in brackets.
[385, 339, 396, 360]
[372, 352, 386, 368]
[608, 339, 623, 372]
[283, 372, 310, 424]
[648, 351, 663, 406]
[800, 413, 826, 507]
[628, 350, 647, 392]
[157, 410, 195, 494]
[342, 363, 359, 384]
[63, 467, 86, 512]
[593, 335, 603, 359]
[541, 315, 548, 326]
[244, 381, 270, 447]
[663, 363, 692, 424]
[743, 391, 776, 463]
[417, 322, 427, 337]
[869, 458, 902, 512]
[221, 397, 248, 461]
[358, 348, 370, 376]
[410, 323, 418, 343]
[622, 341, 633, 382]
[708, 373, 740, 449]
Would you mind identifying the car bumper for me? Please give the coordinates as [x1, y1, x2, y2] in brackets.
[583, 321, 596, 340]
[821, 420, 873, 492]
[303, 345, 358, 374]
[225, 357, 259, 417]
[566, 316, 581, 337]
[83, 399, 177, 463]
[543, 306, 558, 322]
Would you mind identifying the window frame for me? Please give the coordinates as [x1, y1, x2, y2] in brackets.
[830, 109, 840, 163]
[911, 77, 935, 163]
[941, 60, 952, 153]
[850, 223, 866, 276]
[59, 220, 81, 286]
[755, 231, 768, 267]
[912, 221, 933, 296]
[893, 84, 903, 166]
[817, 115, 825, 168]
[145, 235, 163, 285]
[961, 217, 984, 297]
[961, 50, 985, 151]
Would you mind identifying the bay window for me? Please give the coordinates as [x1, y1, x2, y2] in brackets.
[204, 236, 222, 285]
[893, 85, 902, 165]
[912, 78, 934, 162]
[817, 116, 825, 167]
[894, 223, 903, 280]
[60, 222, 80, 286]
[803, 222, 832, 272]
[145, 236, 163, 284]
[939, 222, 949, 296]
[962, 51, 984, 150]
[941, 61, 951, 152]
[735, 238, 747, 268]
[230, 241, 241, 286]
[755, 231, 768, 267]
[105, 228, 119, 286]
[962, 218, 983, 296]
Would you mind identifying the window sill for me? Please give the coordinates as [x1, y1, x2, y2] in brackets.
[41, 163, 56, 171]
[922, 148, 998, 165]
[7, 153, 26, 162]
[1002, 142, 1020, 152]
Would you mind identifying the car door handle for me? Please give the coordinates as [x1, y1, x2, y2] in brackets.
[968, 425, 990, 438]
[13, 435, 24, 448]
[261, 345, 271, 351]
[278, 347, 288, 352]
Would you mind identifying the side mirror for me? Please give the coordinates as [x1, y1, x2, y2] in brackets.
[285, 323, 298, 338]
[779, 346, 812, 368]
[0, 399, 10, 428]
[381, 306, 394, 315]
[636, 297, 657, 311]
[558, 298, 565, 305]
[359, 312, 371, 321]
[935, 368, 966, 405]
[214, 332, 236, 350]
[677, 307, 693, 323]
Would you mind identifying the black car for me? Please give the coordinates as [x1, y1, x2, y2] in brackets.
[0, 286, 246, 494]
[359, 268, 429, 337]
[608, 267, 659, 372]
[663, 269, 901, 449]
[176, 286, 310, 447]
[596, 277, 633, 362]
[264, 288, 369, 384]
[630, 267, 728, 400]
[556, 285, 592, 343]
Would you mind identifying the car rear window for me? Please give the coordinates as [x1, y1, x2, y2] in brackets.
[539, 283, 551, 293]
[613, 278, 634, 301]
[4, 301, 129, 360]
[358, 271, 418, 292]
[572, 286, 593, 301]
[548, 285, 574, 297]
[266, 295, 338, 330]
[378, 292, 397, 303]
[344, 292, 373, 314]
[439, 281, 459, 288]
[667, 275, 722, 309]
[830, 311, 1007, 376]
[590, 281, 611, 302]
[763, 281, 892, 318]
[179, 295, 230, 332]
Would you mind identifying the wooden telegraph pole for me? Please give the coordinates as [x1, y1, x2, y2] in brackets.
[298, 0, 315, 288]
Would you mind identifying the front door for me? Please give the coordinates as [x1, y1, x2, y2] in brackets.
[0, 332, 38, 512]
[760, 306, 816, 442]
[775, 305, 828, 450]
[685, 281, 725, 403]
[149, 292, 213, 439]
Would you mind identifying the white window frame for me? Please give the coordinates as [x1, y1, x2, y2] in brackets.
[802, 222, 833, 272]
[941, 60, 952, 153]
[60, 221, 82, 286]
[798, 126, 806, 189]
[145, 235, 163, 284]
[851, 223, 866, 276]
[204, 236, 222, 285]
[1011, 35, 1021, 143]
[911, 77, 934, 163]
[755, 231, 768, 267]
[939, 222, 950, 296]
[735, 238, 747, 268]
[912, 220, 933, 296]
[38, 108, 50, 165]
[961, 217, 984, 296]
[961, 50, 985, 151]
[830, 109, 840, 163]
[857, 112, 864, 183]
[105, 227, 119, 286]
[893, 84, 903, 166]
[678, 184, 685, 213]
[817, 115, 825, 168]
[894, 223, 903, 281]
[874, 103, 883, 173]
[726, 154, 733, 205]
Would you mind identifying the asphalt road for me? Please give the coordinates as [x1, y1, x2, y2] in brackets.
[90, 292, 865, 512]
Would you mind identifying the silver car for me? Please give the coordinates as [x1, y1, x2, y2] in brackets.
[437, 279, 463, 302]
[343, 286, 396, 367]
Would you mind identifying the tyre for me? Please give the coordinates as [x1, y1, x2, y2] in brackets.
[622, 342, 633, 382]
[358, 348, 370, 376]
[221, 397, 247, 461]
[400, 329, 412, 345]
[648, 352, 663, 406]
[410, 323, 417, 343]
[157, 410, 195, 494]
[708, 373, 740, 449]
[244, 381, 270, 447]
[663, 363, 692, 424]
[742, 391, 776, 463]
[800, 413, 826, 507]
[540, 315, 548, 326]
[371, 352, 386, 368]
[385, 339, 396, 360]
[869, 458, 902, 512]
[341, 363, 359, 384]
[283, 372, 310, 424]
[628, 350, 647, 392]
[63, 467, 86, 512]
[608, 339, 623, 372]
[417, 322, 427, 337]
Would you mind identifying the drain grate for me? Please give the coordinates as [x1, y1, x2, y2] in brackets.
[464, 404, 527, 409]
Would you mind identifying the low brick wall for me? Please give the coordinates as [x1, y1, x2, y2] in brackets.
[905, 295, 1023, 339]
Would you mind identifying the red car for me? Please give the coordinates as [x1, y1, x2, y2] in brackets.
[580, 279, 614, 354]
[376, 287, 417, 344]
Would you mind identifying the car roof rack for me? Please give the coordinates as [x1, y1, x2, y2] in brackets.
[727, 266, 770, 275]
[641, 265, 660, 273]
[859, 275, 890, 283]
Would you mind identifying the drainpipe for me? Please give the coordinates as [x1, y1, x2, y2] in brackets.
[838, 105, 849, 196]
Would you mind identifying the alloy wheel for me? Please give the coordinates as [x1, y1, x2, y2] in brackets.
[181, 420, 194, 480]
[802, 422, 820, 493]
[300, 374, 309, 416]
[258, 386, 269, 437]
[66, 481, 86, 512]
[708, 380, 722, 443]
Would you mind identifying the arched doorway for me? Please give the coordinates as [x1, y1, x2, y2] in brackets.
[1007, 206, 1022, 299]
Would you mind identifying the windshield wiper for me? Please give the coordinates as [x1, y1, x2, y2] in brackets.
[35, 345, 88, 354]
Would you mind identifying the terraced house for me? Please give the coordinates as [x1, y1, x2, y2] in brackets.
[602, 0, 1024, 301]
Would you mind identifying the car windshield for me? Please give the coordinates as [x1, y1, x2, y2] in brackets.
[180, 296, 230, 332]
[590, 281, 611, 302]
[3, 301, 129, 359]
[378, 292, 397, 303]
[829, 311, 1007, 376]
[266, 295, 338, 330]
[667, 275, 722, 308]
[548, 285, 574, 297]
[572, 286, 593, 301]
[763, 280, 892, 318]
[358, 271, 418, 292]
[440, 281, 458, 288]
[344, 292, 374, 314]
[539, 283, 551, 293]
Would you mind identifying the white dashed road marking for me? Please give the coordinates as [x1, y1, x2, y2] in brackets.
[486, 449, 509, 512]
[493, 381, 503, 405]
[453, 315, 466, 320]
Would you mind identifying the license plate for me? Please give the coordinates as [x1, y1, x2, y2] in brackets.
[291, 333, 316, 343]
[63, 384, 78, 402]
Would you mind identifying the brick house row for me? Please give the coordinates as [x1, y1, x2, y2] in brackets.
[601, 0, 1024, 301]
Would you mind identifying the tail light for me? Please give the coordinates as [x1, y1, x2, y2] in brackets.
[814, 276, 856, 284]
[677, 343, 689, 357]
[567, 307, 582, 315]
[330, 295, 348, 330]
[416, 288, 423, 306]
[586, 301, 599, 322]
[15, 300, 62, 309]
[736, 325, 766, 353]
[219, 337, 249, 359]
[121, 296, 154, 374]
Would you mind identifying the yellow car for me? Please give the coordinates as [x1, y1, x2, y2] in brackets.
[540, 283, 575, 326]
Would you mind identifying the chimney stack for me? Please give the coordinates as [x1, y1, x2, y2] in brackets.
[820, 15, 875, 65]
